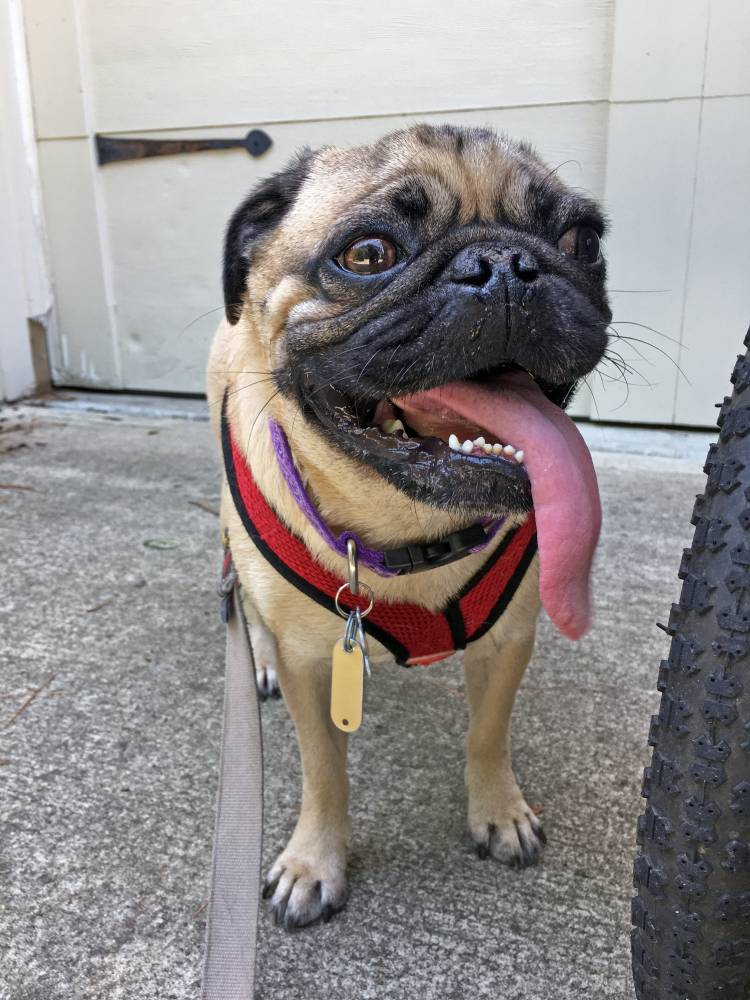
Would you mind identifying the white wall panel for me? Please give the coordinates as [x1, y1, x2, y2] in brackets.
[704, 0, 750, 96]
[22, 0, 86, 138]
[36, 140, 119, 386]
[674, 97, 750, 426]
[78, 0, 614, 135]
[0, 0, 40, 400]
[609, 0, 709, 101]
[595, 101, 702, 424]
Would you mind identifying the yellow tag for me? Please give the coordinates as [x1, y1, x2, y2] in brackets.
[330, 639, 364, 733]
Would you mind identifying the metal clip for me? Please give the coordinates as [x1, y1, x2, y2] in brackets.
[218, 548, 238, 622]
[346, 537, 359, 596]
[341, 608, 371, 676]
[334, 581, 374, 619]
[335, 540, 373, 675]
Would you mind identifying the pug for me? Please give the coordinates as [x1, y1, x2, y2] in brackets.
[207, 124, 609, 929]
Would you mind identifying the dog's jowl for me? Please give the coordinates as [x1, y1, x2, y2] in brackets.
[207, 124, 609, 928]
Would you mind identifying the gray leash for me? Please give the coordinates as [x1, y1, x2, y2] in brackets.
[201, 569, 263, 1000]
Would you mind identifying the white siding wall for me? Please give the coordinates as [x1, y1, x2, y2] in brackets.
[0, 0, 52, 401]
[15, 0, 750, 425]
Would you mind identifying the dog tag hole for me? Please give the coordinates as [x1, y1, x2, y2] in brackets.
[342, 718, 349, 726]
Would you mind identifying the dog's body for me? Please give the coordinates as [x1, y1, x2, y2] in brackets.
[207, 125, 610, 927]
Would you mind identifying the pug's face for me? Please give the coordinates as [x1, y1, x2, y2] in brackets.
[224, 125, 610, 515]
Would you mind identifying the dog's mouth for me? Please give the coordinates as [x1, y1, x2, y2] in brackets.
[377, 362, 558, 472]
[297, 361, 601, 641]
[300, 362, 566, 491]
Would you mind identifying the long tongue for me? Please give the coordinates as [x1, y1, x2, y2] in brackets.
[397, 374, 601, 639]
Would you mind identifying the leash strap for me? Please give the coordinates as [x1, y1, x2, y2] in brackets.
[201, 580, 263, 1000]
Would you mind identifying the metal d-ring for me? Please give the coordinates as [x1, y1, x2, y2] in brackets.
[346, 537, 359, 595]
[335, 581, 374, 620]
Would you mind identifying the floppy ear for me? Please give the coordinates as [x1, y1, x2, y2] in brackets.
[223, 149, 313, 324]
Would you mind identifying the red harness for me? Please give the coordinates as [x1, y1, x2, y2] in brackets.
[222, 409, 538, 666]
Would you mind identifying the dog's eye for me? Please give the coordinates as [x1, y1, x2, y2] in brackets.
[558, 226, 601, 264]
[337, 237, 398, 275]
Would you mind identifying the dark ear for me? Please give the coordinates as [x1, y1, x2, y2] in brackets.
[223, 149, 314, 324]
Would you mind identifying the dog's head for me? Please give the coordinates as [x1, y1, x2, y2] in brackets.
[223, 124, 609, 522]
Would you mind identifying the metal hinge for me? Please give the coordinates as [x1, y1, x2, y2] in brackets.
[95, 129, 272, 166]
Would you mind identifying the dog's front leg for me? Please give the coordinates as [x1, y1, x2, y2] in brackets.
[463, 633, 546, 867]
[263, 654, 350, 928]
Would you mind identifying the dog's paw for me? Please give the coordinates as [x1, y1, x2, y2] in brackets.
[468, 795, 546, 868]
[249, 623, 281, 699]
[262, 845, 348, 929]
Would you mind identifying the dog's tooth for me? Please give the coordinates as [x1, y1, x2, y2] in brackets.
[492, 443, 503, 455]
[473, 436, 485, 448]
[482, 443, 493, 454]
[382, 418, 405, 434]
[502, 444, 516, 456]
[448, 433, 461, 452]
[515, 450, 525, 463]
[461, 439, 474, 454]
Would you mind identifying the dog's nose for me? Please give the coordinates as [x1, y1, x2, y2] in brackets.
[446, 246, 539, 289]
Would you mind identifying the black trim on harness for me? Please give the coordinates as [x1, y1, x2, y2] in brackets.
[468, 534, 539, 644]
[443, 603, 467, 650]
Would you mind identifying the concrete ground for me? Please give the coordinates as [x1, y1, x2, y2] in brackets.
[0, 394, 714, 1000]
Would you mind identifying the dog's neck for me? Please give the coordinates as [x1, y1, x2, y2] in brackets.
[228, 373, 483, 552]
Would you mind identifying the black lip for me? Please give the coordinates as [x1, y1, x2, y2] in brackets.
[296, 371, 535, 516]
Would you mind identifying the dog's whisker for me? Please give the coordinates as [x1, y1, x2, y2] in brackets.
[579, 375, 602, 419]
[247, 388, 283, 454]
[384, 344, 405, 382]
[606, 333, 654, 369]
[393, 355, 423, 387]
[609, 318, 682, 346]
[539, 159, 582, 183]
[352, 347, 385, 398]
[598, 367, 654, 390]
[607, 330, 690, 384]
[609, 288, 670, 294]
[602, 347, 648, 382]
[598, 350, 656, 393]
[601, 364, 633, 408]
[205, 376, 280, 412]
[183, 305, 231, 333]
[183, 300, 269, 333]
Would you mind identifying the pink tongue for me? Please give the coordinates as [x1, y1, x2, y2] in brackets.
[398, 374, 601, 639]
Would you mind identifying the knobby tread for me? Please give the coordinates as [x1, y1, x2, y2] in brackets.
[633, 327, 750, 1000]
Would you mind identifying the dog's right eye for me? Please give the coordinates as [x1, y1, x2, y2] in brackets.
[557, 225, 601, 264]
[336, 237, 398, 275]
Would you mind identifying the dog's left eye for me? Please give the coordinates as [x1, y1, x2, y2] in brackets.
[336, 237, 398, 275]
[557, 226, 601, 264]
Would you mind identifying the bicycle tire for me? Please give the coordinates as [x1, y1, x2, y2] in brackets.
[632, 327, 750, 1000]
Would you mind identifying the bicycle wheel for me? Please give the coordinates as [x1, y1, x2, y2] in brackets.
[632, 327, 750, 1000]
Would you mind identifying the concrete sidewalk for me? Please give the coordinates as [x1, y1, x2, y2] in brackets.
[0, 396, 712, 1000]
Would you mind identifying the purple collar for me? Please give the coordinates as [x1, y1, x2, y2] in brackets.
[267, 418, 505, 577]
